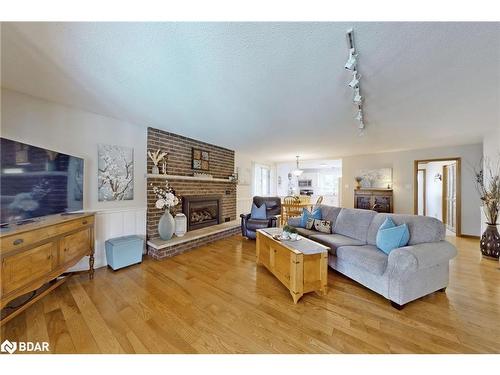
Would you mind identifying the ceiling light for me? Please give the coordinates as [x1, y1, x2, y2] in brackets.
[353, 88, 363, 104]
[344, 48, 357, 71]
[292, 155, 303, 176]
[348, 72, 360, 88]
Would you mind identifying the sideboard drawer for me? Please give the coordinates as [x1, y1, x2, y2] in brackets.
[1, 242, 56, 295]
[55, 216, 94, 237]
[60, 228, 91, 265]
[0, 227, 57, 253]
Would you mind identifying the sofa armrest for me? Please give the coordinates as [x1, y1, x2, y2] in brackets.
[286, 217, 301, 227]
[388, 241, 458, 273]
[240, 213, 251, 220]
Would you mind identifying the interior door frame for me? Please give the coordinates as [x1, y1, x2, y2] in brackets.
[417, 168, 427, 216]
[413, 157, 461, 236]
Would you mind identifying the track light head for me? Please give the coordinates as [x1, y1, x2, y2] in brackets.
[353, 88, 363, 104]
[348, 72, 360, 88]
[344, 48, 357, 71]
[355, 110, 363, 122]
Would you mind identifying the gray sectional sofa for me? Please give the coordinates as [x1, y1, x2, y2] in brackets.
[287, 205, 457, 309]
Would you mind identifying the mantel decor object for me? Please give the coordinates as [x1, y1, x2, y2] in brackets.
[148, 149, 167, 175]
[151, 181, 180, 240]
[474, 158, 500, 259]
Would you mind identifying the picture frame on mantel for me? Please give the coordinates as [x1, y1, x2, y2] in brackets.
[192, 148, 210, 171]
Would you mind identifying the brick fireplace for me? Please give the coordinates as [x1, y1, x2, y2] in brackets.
[146, 127, 238, 259]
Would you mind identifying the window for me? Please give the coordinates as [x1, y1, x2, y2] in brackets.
[254, 164, 271, 196]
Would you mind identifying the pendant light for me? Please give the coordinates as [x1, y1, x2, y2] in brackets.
[292, 155, 303, 176]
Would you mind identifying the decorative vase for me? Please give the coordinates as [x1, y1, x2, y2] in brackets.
[158, 211, 175, 240]
[480, 224, 500, 259]
[152, 165, 159, 175]
[174, 213, 187, 237]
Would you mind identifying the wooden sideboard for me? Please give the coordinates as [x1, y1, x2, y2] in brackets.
[0, 213, 95, 323]
[354, 189, 393, 213]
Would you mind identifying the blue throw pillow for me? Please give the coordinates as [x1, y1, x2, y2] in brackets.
[299, 208, 321, 228]
[250, 203, 267, 220]
[376, 217, 410, 254]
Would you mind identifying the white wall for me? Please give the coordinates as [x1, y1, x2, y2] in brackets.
[1, 88, 147, 268]
[342, 143, 483, 236]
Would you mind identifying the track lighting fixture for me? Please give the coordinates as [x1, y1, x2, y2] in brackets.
[344, 27, 369, 135]
[344, 48, 357, 71]
[348, 72, 360, 88]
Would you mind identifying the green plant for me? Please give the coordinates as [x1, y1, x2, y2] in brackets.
[283, 225, 298, 234]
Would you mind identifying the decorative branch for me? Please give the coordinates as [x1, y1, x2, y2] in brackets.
[148, 149, 167, 166]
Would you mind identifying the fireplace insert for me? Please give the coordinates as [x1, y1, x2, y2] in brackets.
[182, 195, 222, 231]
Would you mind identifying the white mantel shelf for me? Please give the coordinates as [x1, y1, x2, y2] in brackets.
[146, 173, 236, 183]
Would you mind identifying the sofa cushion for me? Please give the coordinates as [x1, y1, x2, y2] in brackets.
[376, 219, 410, 254]
[300, 207, 321, 228]
[336, 245, 388, 276]
[318, 205, 342, 231]
[246, 218, 270, 231]
[295, 227, 318, 237]
[306, 218, 333, 233]
[367, 213, 445, 246]
[250, 202, 267, 219]
[333, 208, 376, 242]
[310, 234, 366, 255]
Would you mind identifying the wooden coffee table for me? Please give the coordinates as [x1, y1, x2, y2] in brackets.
[256, 228, 329, 303]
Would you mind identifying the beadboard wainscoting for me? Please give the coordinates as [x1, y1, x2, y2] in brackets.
[68, 207, 147, 271]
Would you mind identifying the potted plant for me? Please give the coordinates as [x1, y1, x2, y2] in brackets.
[355, 176, 363, 189]
[151, 182, 180, 240]
[283, 224, 299, 240]
[474, 158, 500, 259]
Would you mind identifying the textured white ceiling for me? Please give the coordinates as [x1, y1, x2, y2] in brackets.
[1, 22, 499, 161]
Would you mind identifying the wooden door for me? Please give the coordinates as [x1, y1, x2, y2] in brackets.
[443, 164, 457, 233]
[1, 242, 56, 295]
[60, 228, 90, 265]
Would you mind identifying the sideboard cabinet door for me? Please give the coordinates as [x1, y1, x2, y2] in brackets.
[2, 242, 56, 295]
[60, 228, 90, 265]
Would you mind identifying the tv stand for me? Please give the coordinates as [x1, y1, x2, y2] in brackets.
[0, 212, 95, 325]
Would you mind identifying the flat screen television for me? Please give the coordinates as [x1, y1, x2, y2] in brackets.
[0, 138, 84, 225]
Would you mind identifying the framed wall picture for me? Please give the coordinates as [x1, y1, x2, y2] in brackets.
[192, 148, 210, 171]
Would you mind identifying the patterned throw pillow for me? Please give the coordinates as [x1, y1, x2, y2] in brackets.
[305, 218, 332, 234]
[313, 219, 333, 233]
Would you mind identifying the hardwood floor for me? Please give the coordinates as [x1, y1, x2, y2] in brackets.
[1, 235, 499, 353]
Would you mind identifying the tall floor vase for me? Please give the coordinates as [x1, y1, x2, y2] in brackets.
[480, 224, 500, 259]
[158, 211, 175, 240]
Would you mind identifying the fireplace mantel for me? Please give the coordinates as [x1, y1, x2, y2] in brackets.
[146, 174, 236, 183]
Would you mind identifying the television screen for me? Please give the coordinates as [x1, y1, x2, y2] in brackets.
[0, 138, 84, 225]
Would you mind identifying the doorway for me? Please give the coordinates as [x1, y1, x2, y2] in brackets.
[413, 158, 461, 236]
